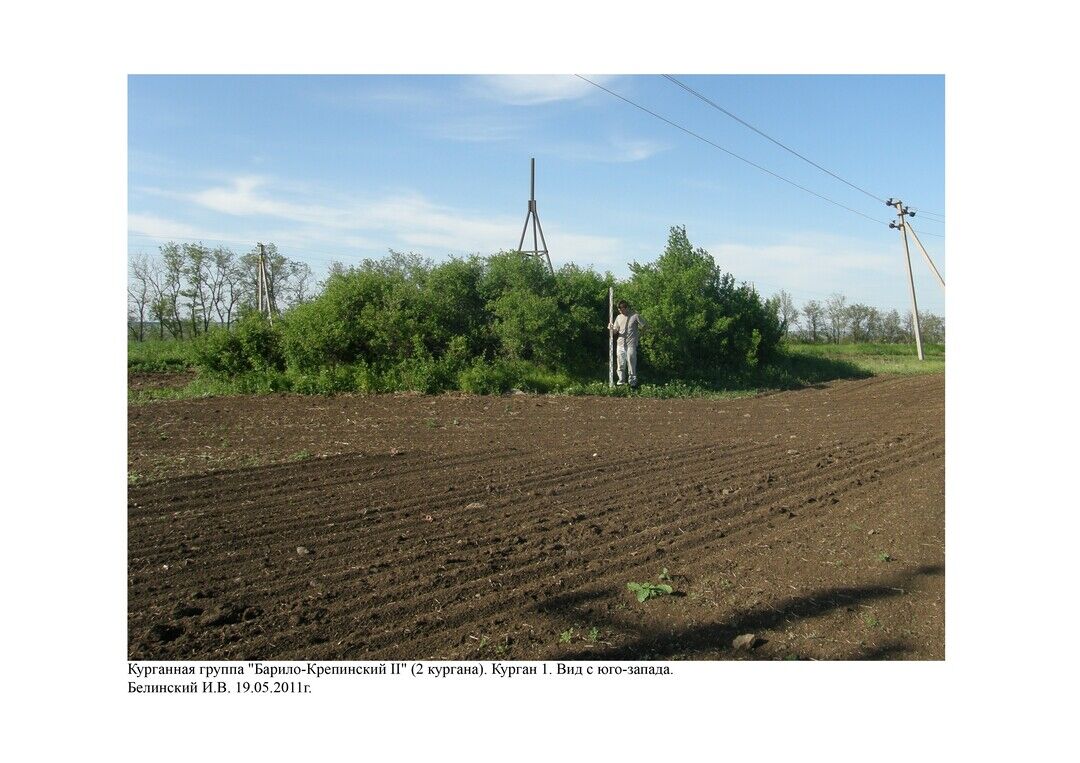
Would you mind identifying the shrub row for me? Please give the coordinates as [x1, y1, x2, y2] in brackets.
[192, 227, 784, 391]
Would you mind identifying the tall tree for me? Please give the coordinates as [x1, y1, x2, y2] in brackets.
[845, 303, 872, 342]
[181, 243, 213, 336]
[773, 290, 800, 336]
[881, 309, 904, 343]
[128, 253, 152, 341]
[159, 243, 185, 338]
[825, 293, 848, 344]
[802, 299, 824, 343]
[865, 306, 882, 342]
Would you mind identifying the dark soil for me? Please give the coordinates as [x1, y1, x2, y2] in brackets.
[128, 370, 196, 392]
[128, 375, 944, 660]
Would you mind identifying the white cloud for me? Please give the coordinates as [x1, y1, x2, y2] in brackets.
[547, 135, 667, 163]
[128, 213, 206, 240]
[426, 115, 524, 143]
[706, 232, 912, 303]
[142, 175, 626, 268]
[474, 75, 614, 105]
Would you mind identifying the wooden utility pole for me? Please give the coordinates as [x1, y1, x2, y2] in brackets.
[257, 242, 274, 325]
[888, 199, 923, 360]
[256, 243, 265, 315]
[515, 158, 553, 275]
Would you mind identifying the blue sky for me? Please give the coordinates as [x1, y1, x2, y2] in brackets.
[128, 74, 945, 315]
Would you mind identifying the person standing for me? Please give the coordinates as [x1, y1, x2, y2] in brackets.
[608, 300, 648, 388]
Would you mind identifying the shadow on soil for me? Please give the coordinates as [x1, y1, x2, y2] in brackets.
[538, 563, 943, 661]
[650, 351, 873, 394]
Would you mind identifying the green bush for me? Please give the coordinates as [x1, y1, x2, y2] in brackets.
[623, 226, 782, 379]
[194, 312, 284, 375]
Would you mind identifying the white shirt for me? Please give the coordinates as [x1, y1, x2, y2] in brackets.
[612, 312, 647, 346]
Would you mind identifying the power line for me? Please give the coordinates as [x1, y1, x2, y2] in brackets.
[909, 207, 945, 222]
[661, 74, 884, 204]
[575, 75, 892, 229]
[661, 74, 946, 223]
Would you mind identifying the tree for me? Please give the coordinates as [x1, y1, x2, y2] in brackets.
[181, 243, 213, 336]
[128, 253, 152, 341]
[919, 311, 945, 343]
[825, 293, 848, 344]
[802, 299, 824, 343]
[845, 303, 873, 343]
[881, 309, 904, 343]
[865, 306, 882, 342]
[211, 247, 245, 330]
[773, 290, 800, 336]
[623, 226, 781, 376]
[159, 243, 185, 338]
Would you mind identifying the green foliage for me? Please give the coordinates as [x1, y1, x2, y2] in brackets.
[194, 311, 284, 374]
[558, 628, 574, 644]
[785, 342, 945, 376]
[172, 227, 941, 398]
[626, 581, 674, 603]
[622, 226, 783, 380]
[128, 339, 197, 372]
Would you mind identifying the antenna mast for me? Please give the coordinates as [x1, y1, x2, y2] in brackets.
[515, 158, 553, 275]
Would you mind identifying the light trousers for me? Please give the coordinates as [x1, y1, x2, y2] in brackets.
[617, 341, 638, 386]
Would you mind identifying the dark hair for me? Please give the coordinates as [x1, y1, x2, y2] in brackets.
[617, 300, 629, 308]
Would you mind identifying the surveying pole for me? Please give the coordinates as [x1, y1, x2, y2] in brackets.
[887, 199, 923, 360]
[608, 287, 614, 387]
[516, 158, 554, 275]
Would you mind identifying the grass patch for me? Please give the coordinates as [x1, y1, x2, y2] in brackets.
[128, 341, 943, 403]
[128, 339, 198, 372]
[784, 342, 944, 376]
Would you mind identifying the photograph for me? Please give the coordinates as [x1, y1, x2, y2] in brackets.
[127, 73, 945, 662]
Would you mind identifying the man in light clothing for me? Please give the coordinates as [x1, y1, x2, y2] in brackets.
[608, 300, 648, 388]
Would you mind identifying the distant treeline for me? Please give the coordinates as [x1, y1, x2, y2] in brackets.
[127, 242, 313, 341]
[771, 290, 944, 345]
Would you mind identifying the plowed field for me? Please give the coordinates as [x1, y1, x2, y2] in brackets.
[128, 374, 944, 660]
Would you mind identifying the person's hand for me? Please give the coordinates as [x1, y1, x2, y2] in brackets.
[607, 322, 614, 330]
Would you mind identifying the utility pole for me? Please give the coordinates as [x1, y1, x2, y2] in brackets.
[257, 242, 275, 325]
[887, 199, 922, 360]
[515, 158, 553, 275]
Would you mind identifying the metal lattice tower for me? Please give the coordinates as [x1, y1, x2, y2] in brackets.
[515, 157, 553, 275]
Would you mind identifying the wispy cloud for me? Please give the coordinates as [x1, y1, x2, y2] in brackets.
[706, 232, 910, 301]
[473, 75, 614, 105]
[426, 115, 525, 143]
[134, 175, 627, 269]
[127, 213, 246, 245]
[545, 135, 668, 163]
